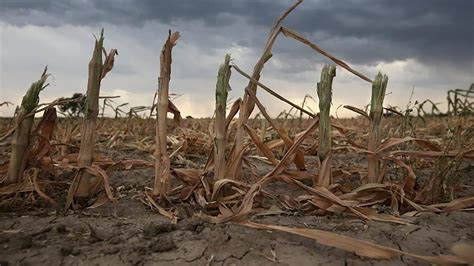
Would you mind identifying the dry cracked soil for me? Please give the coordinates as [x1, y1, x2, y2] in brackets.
[1, 156, 473, 265]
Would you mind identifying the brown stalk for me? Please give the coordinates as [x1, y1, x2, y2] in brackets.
[60, 122, 77, 156]
[243, 124, 279, 166]
[74, 29, 118, 203]
[203, 116, 319, 224]
[367, 73, 388, 184]
[153, 31, 180, 196]
[29, 107, 57, 160]
[245, 88, 306, 170]
[228, 0, 303, 179]
[232, 64, 316, 118]
[232, 63, 320, 169]
[281, 27, 372, 83]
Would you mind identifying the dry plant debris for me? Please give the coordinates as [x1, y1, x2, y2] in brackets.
[0, 0, 473, 264]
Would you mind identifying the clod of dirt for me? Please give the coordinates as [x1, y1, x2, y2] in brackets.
[176, 204, 197, 218]
[0, 202, 15, 212]
[142, 222, 176, 238]
[60, 246, 81, 256]
[30, 226, 53, 237]
[132, 245, 149, 256]
[0, 235, 10, 244]
[127, 254, 144, 265]
[178, 217, 205, 233]
[108, 236, 122, 245]
[20, 236, 32, 249]
[101, 246, 120, 255]
[84, 222, 103, 243]
[1, 234, 33, 251]
[73, 197, 90, 209]
[55, 224, 67, 234]
[149, 236, 177, 253]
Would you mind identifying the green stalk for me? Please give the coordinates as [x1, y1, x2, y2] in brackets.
[316, 65, 336, 187]
[6, 68, 49, 184]
[214, 54, 231, 181]
[367, 72, 388, 183]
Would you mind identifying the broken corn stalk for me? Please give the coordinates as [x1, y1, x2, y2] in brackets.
[367, 72, 388, 183]
[316, 65, 336, 187]
[6, 68, 49, 184]
[74, 29, 118, 203]
[154, 31, 180, 196]
[214, 54, 231, 181]
[74, 30, 105, 202]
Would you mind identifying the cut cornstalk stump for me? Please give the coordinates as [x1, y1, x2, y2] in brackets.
[74, 29, 118, 204]
[367, 72, 388, 184]
[316, 65, 336, 187]
[154, 31, 180, 197]
[214, 54, 232, 181]
[6, 67, 49, 184]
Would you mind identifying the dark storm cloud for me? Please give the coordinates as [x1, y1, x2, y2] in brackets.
[0, 0, 473, 68]
[0, 0, 281, 27]
[282, 0, 474, 67]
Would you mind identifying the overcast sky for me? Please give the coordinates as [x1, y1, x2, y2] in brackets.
[0, 0, 473, 117]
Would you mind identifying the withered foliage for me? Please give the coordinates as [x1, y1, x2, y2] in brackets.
[0, 1, 473, 264]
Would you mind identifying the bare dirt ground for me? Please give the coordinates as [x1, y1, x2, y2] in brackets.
[1, 154, 473, 266]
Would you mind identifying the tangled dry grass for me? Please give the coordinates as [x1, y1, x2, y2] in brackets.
[0, 113, 473, 264]
[0, 0, 473, 264]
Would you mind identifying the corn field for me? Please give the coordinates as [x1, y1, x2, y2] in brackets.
[0, 1, 473, 265]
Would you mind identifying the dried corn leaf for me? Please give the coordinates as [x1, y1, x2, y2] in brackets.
[145, 192, 178, 224]
[29, 168, 57, 206]
[240, 221, 467, 264]
[442, 196, 474, 212]
[281, 27, 372, 83]
[244, 124, 278, 165]
[376, 137, 441, 153]
[101, 48, 118, 79]
[343, 105, 370, 119]
[66, 165, 117, 209]
[451, 243, 474, 264]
